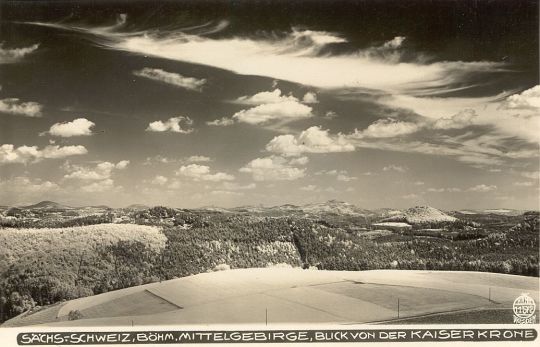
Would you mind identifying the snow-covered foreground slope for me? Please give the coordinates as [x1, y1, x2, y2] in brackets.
[3, 268, 538, 327]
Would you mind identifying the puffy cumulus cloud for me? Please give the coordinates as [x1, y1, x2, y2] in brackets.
[144, 155, 212, 165]
[521, 171, 539, 180]
[383, 164, 408, 172]
[232, 100, 312, 125]
[211, 89, 314, 127]
[187, 155, 211, 163]
[402, 193, 420, 199]
[302, 92, 319, 104]
[239, 156, 306, 181]
[266, 126, 354, 156]
[315, 169, 338, 176]
[63, 160, 129, 180]
[289, 156, 309, 166]
[433, 109, 478, 130]
[146, 116, 194, 133]
[316, 169, 356, 181]
[234, 89, 297, 105]
[176, 164, 234, 182]
[206, 117, 234, 127]
[499, 85, 540, 110]
[337, 172, 357, 182]
[383, 36, 406, 49]
[0, 43, 39, 64]
[427, 187, 462, 193]
[0, 176, 59, 195]
[143, 155, 179, 165]
[0, 98, 43, 117]
[0, 144, 87, 164]
[133, 68, 206, 91]
[324, 111, 338, 119]
[81, 178, 117, 193]
[353, 119, 421, 138]
[0, 176, 60, 205]
[115, 160, 130, 169]
[221, 182, 256, 190]
[300, 184, 317, 191]
[48, 118, 95, 137]
[210, 190, 244, 197]
[151, 175, 168, 185]
[514, 181, 534, 187]
[299, 184, 341, 193]
[39, 145, 88, 159]
[468, 184, 497, 192]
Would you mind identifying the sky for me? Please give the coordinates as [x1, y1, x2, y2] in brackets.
[0, 0, 539, 210]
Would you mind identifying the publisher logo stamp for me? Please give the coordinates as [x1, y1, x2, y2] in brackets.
[513, 293, 536, 324]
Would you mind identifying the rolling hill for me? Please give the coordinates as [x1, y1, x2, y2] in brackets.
[383, 206, 457, 224]
[21, 201, 73, 210]
[3, 268, 538, 327]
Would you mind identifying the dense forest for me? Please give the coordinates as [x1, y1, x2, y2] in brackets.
[0, 207, 538, 323]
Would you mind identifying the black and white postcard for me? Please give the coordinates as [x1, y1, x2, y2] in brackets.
[0, 1, 538, 346]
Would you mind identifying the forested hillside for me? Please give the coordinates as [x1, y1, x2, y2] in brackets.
[0, 205, 538, 324]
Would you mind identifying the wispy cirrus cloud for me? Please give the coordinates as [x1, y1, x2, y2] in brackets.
[26, 17, 502, 95]
[133, 68, 206, 91]
[109, 30, 500, 94]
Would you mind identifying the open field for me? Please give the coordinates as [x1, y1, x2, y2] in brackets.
[3, 268, 538, 327]
[1, 204, 537, 325]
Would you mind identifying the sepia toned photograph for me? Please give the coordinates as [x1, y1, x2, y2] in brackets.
[0, 0, 538, 339]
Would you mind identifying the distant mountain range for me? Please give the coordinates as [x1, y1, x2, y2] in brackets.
[229, 199, 373, 217]
[8, 200, 530, 224]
